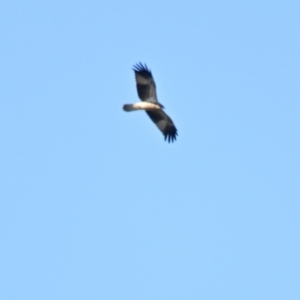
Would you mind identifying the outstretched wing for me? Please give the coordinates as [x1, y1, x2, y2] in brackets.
[132, 62, 158, 104]
[146, 110, 178, 143]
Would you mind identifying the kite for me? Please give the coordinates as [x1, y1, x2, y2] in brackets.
[123, 62, 178, 143]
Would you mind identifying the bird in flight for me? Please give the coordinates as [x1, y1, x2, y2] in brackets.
[123, 62, 178, 143]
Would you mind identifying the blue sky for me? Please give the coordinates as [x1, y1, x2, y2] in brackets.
[1, 1, 299, 299]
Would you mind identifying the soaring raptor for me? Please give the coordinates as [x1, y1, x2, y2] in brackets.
[123, 62, 178, 143]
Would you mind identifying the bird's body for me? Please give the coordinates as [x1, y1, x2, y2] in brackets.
[123, 102, 162, 112]
[123, 62, 178, 143]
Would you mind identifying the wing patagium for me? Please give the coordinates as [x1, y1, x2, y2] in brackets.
[123, 62, 178, 143]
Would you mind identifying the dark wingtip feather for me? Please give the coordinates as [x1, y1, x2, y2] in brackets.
[132, 62, 152, 74]
[164, 128, 178, 143]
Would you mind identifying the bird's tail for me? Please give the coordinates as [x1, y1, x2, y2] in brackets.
[123, 104, 138, 112]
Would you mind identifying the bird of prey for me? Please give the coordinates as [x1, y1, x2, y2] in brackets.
[123, 62, 178, 143]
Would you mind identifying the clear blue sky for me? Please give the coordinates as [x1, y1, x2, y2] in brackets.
[1, 1, 299, 299]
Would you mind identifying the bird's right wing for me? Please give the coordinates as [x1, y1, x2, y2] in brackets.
[133, 62, 158, 103]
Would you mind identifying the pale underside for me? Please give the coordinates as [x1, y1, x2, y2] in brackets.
[123, 101, 161, 112]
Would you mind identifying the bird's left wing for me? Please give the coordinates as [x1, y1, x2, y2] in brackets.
[146, 110, 178, 143]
